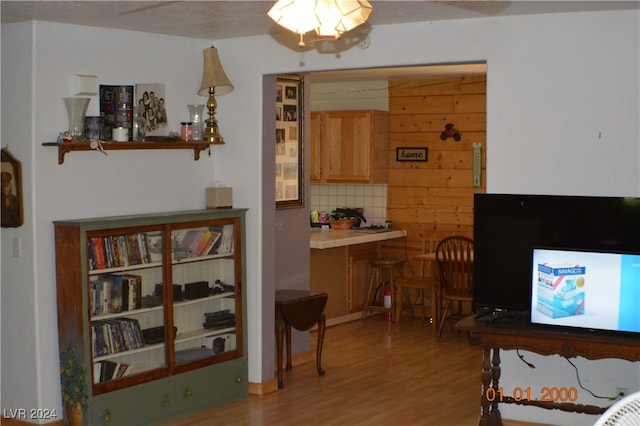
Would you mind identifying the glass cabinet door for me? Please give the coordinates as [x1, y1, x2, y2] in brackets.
[87, 227, 167, 389]
[170, 222, 239, 367]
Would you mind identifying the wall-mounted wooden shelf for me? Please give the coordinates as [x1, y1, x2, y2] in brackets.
[42, 140, 221, 164]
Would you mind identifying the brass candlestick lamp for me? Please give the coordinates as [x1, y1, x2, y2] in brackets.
[197, 46, 234, 144]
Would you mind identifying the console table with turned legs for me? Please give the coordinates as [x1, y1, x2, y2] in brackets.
[455, 315, 640, 426]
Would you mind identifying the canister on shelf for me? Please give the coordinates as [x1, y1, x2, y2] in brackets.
[112, 126, 128, 142]
[180, 122, 193, 141]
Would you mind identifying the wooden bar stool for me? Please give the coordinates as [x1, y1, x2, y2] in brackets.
[362, 258, 404, 321]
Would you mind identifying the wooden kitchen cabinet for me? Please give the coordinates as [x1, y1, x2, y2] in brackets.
[310, 247, 348, 320]
[310, 242, 379, 322]
[310, 110, 388, 183]
[347, 242, 378, 313]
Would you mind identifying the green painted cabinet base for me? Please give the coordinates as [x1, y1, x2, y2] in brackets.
[90, 358, 247, 425]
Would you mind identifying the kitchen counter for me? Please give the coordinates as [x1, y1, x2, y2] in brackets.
[310, 228, 407, 249]
[310, 228, 407, 324]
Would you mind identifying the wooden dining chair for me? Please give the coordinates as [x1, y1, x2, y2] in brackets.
[435, 236, 474, 340]
[395, 238, 438, 323]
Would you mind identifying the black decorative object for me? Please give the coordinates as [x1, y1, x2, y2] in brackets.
[440, 123, 462, 141]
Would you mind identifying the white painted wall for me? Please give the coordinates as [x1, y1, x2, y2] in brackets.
[1, 8, 638, 425]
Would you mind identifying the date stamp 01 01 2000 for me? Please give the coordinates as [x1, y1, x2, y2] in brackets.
[485, 386, 579, 403]
[3, 408, 58, 421]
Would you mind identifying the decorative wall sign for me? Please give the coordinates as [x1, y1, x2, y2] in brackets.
[275, 75, 304, 209]
[396, 147, 428, 162]
[1, 147, 24, 227]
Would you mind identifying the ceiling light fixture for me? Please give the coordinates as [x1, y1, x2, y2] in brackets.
[268, 0, 373, 47]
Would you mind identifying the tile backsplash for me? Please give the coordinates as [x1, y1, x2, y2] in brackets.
[310, 183, 388, 227]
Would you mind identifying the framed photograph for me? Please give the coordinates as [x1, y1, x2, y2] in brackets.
[1, 148, 23, 227]
[275, 75, 304, 209]
[135, 83, 169, 136]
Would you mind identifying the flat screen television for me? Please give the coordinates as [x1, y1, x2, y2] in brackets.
[530, 247, 640, 335]
[473, 193, 640, 317]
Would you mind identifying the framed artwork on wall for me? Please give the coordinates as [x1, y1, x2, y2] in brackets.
[1, 147, 23, 228]
[275, 75, 304, 209]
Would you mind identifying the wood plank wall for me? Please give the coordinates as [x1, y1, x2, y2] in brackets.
[381, 76, 486, 272]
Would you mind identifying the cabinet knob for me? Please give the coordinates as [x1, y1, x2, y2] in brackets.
[103, 409, 112, 424]
[161, 394, 171, 407]
[235, 375, 242, 384]
[184, 387, 193, 398]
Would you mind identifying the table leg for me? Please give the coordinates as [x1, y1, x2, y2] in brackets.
[285, 323, 293, 370]
[316, 313, 326, 376]
[395, 285, 403, 323]
[489, 347, 502, 425]
[479, 347, 503, 426]
[275, 319, 285, 389]
[480, 347, 492, 425]
[431, 286, 438, 329]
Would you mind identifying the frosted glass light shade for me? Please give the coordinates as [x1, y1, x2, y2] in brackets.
[268, 0, 373, 46]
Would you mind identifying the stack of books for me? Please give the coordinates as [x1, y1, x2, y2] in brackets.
[91, 317, 145, 357]
[90, 274, 142, 316]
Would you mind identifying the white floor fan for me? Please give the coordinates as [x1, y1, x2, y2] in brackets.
[593, 391, 640, 426]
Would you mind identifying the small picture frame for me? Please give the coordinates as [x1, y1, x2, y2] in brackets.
[1, 148, 24, 227]
[135, 83, 169, 136]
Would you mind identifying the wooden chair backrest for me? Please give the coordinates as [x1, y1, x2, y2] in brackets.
[419, 238, 438, 277]
[435, 236, 474, 298]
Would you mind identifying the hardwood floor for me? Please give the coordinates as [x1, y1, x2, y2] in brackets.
[163, 316, 488, 426]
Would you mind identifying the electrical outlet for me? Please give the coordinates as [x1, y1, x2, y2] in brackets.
[12, 238, 21, 258]
[616, 387, 628, 397]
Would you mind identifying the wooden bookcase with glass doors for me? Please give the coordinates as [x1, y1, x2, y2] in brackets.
[54, 209, 247, 425]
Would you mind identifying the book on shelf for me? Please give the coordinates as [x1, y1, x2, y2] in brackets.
[202, 230, 222, 255]
[91, 275, 119, 314]
[90, 274, 142, 314]
[122, 274, 142, 310]
[91, 317, 145, 357]
[90, 276, 113, 316]
[88, 233, 158, 270]
[125, 234, 141, 265]
[109, 276, 124, 313]
[205, 226, 225, 255]
[194, 230, 213, 256]
[118, 235, 129, 266]
[219, 224, 235, 254]
[141, 233, 152, 263]
[94, 360, 133, 383]
[108, 235, 123, 268]
[176, 229, 204, 256]
[90, 237, 107, 270]
[100, 359, 118, 382]
[146, 231, 163, 262]
[175, 228, 223, 258]
[192, 229, 222, 256]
